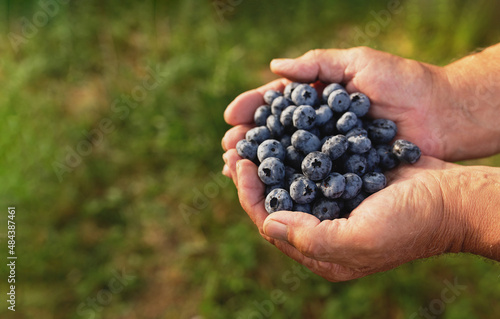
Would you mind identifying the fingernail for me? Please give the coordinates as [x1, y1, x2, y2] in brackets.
[271, 58, 293, 69]
[264, 220, 288, 241]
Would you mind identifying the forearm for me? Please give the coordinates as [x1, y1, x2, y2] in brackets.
[443, 43, 500, 160]
[444, 165, 500, 261]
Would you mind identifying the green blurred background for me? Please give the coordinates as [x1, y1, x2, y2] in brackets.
[0, 0, 499, 318]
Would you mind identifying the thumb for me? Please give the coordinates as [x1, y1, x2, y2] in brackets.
[270, 49, 354, 84]
[262, 210, 354, 262]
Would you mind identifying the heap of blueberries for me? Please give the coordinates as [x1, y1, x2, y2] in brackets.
[236, 82, 421, 221]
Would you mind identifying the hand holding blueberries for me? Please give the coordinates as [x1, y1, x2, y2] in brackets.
[222, 45, 500, 281]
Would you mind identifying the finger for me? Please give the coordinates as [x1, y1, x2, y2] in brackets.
[270, 49, 356, 85]
[224, 78, 289, 126]
[221, 124, 254, 151]
[268, 236, 370, 282]
[262, 210, 366, 264]
[222, 164, 231, 178]
[223, 149, 242, 186]
[235, 159, 269, 229]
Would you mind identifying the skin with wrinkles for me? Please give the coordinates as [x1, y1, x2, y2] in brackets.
[222, 45, 500, 281]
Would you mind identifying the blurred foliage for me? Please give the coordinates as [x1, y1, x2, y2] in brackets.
[0, 0, 499, 318]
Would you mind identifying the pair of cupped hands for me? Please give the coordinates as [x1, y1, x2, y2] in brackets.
[221, 47, 500, 281]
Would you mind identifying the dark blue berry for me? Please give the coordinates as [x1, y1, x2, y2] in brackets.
[376, 145, 399, 170]
[291, 84, 318, 106]
[362, 172, 387, 193]
[246, 126, 271, 144]
[258, 157, 285, 185]
[254, 105, 272, 126]
[301, 151, 332, 181]
[290, 176, 318, 204]
[368, 119, 397, 144]
[347, 135, 372, 154]
[344, 154, 367, 175]
[257, 139, 285, 162]
[236, 139, 258, 160]
[336, 111, 358, 134]
[328, 89, 350, 113]
[392, 139, 421, 164]
[320, 172, 346, 199]
[293, 105, 317, 130]
[315, 105, 334, 126]
[341, 173, 363, 200]
[264, 90, 283, 105]
[312, 198, 341, 221]
[265, 188, 293, 213]
[266, 114, 285, 138]
[321, 135, 348, 161]
[291, 130, 321, 154]
[348, 92, 370, 117]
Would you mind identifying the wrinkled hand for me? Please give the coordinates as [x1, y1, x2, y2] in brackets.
[221, 47, 500, 281]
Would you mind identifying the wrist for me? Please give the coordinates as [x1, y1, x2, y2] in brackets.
[442, 49, 500, 160]
[442, 166, 500, 260]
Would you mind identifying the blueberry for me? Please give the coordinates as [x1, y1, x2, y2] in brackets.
[254, 105, 272, 126]
[257, 139, 286, 162]
[293, 105, 317, 130]
[246, 126, 271, 144]
[362, 172, 387, 193]
[291, 84, 318, 106]
[327, 89, 350, 113]
[345, 127, 368, 139]
[348, 92, 370, 117]
[322, 83, 344, 103]
[315, 104, 334, 126]
[344, 154, 367, 175]
[365, 147, 380, 172]
[236, 139, 258, 160]
[301, 151, 333, 181]
[280, 105, 297, 128]
[290, 176, 318, 204]
[271, 96, 291, 117]
[320, 172, 346, 199]
[347, 135, 372, 154]
[265, 188, 293, 213]
[266, 114, 285, 138]
[291, 130, 321, 154]
[368, 119, 397, 144]
[258, 157, 286, 185]
[293, 203, 312, 214]
[392, 139, 421, 164]
[321, 135, 348, 161]
[376, 145, 399, 170]
[284, 82, 301, 100]
[285, 145, 305, 171]
[312, 198, 341, 221]
[264, 90, 283, 105]
[336, 111, 358, 134]
[341, 173, 363, 200]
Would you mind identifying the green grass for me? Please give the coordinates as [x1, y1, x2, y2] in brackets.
[0, 0, 499, 318]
